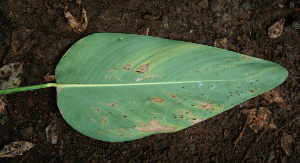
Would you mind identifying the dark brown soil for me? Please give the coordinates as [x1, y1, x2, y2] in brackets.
[0, 0, 299, 162]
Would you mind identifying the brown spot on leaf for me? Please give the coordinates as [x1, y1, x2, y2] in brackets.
[152, 97, 164, 103]
[135, 64, 149, 74]
[101, 118, 107, 123]
[185, 111, 191, 115]
[92, 107, 101, 112]
[90, 119, 96, 122]
[185, 110, 196, 117]
[201, 103, 214, 110]
[135, 119, 176, 132]
[242, 56, 253, 60]
[190, 118, 204, 124]
[124, 64, 131, 71]
[169, 94, 177, 98]
[248, 90, 254, 93]
[176, 111, 184, 118]
[135, 75, 161, 81]
[100, 101, 120, 107]
[59, 108, 63, 116]
[104, 76, 122, 81]
[198, 101, 215, 110]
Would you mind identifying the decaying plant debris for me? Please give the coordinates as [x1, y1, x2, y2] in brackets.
[0, 141, 35, 157]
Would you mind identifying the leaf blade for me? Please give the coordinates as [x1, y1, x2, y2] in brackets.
[56, 33, 288, 142]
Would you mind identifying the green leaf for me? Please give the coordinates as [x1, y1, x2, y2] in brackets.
[0, 33, 288, 142]
[55, 33, 287, 142]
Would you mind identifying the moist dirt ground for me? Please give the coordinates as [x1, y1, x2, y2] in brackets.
[0, 0, 299, 162]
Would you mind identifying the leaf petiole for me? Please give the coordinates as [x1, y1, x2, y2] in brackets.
[0, 83, 57, 95]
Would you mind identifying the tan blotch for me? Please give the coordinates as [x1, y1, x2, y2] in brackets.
[136, 119, 176, 132]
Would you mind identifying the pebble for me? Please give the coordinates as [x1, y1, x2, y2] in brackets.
[224, 129, 230, 137]
[274, 45, 283, 55]
[241, 1, 252, 10]
[292, 21, 300, 30]
[199, 0, 209, 8]
[214, 13, 221, 17]
[221, 13, 231, 22]
[278, 3, 284, 8]
[289, 1, 295, 9]
[210, 0, 224, 12]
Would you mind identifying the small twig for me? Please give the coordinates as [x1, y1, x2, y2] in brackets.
[275, 115, 300, 134]
[242, 128, 267, 163]
[144, 28, 149, 36]
[233, 117, 248, 147]
[288, 75, 300, 79]
[19, 151, 31, 163]
[242, 107, 283, 162]
[288, 76, 298, 83]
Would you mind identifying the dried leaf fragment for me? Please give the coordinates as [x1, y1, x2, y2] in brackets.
[240, 108, 257, 115]
[214, 38, 230, 50]
[0, 62, 23, 89]
[0, 98, 7, 124]
[281, 132, 294, 156]
[241, 107, 277, 133]
[0, 141, 35, 157]
[44, 73, 56, 81]
[261, 88, 292, 111]
[0, 98, 5, 115]
[213, 38, 237, 50]
[45, 117, 59, 144]
[268, 18, 285, 39]
[64, 6, 88, 34]
[137, 27, 149, 36]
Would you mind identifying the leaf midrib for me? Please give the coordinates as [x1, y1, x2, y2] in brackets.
[52, 80, 237, 88]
